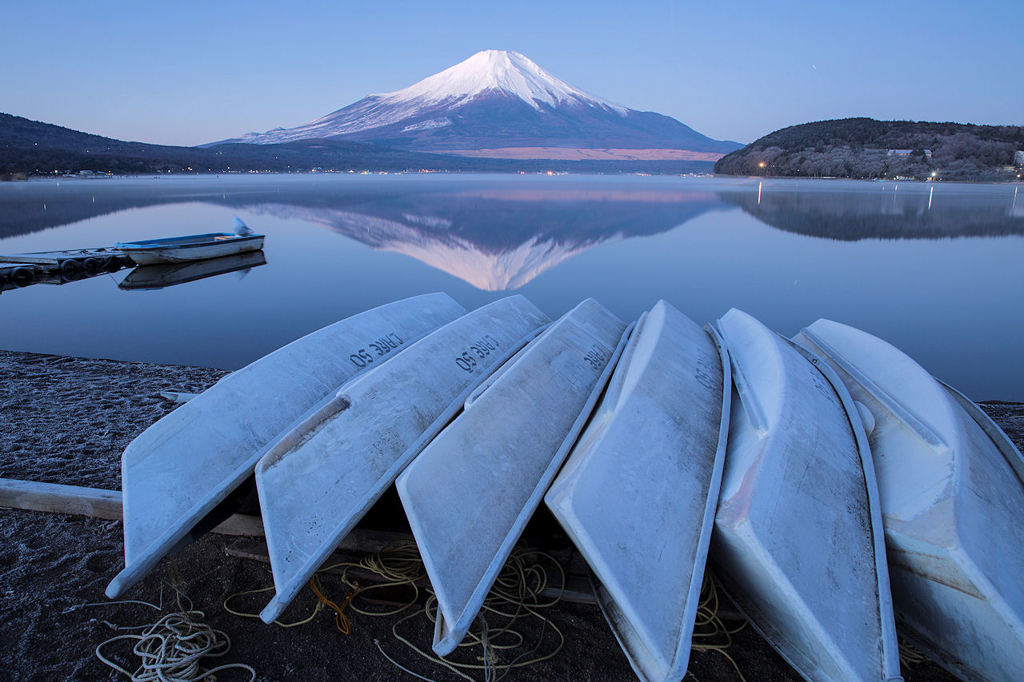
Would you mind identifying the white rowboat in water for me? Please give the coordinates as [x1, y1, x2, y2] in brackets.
[116, 232, 265, 265]
[712, 309, 901, 681]
[795, 319, 1024, 682]
[106, 293, 464, 598]
[397, 298, 629, 656]
[254, 295, 550, 623]
[544, 300, 731, 682]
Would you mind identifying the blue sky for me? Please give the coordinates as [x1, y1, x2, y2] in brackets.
[1, 1, 1020, 146]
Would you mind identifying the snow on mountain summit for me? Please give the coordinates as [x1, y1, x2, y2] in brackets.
[212, 50, 739, 156]
[374, 50, 626, 112]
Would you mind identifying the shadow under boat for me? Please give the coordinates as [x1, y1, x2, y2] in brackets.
[118, 250, 267, 290]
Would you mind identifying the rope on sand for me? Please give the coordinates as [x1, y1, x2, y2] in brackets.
[89, 571, 256, 681]
[898, 637, 928, 668]
[689, 570, 748, 682]
[96, 609, 255, 681]
[224, 541, 565, 682]
[372, 545, 566, 682]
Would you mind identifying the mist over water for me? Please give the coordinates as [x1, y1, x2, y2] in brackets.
[1, 174, 1021, 399]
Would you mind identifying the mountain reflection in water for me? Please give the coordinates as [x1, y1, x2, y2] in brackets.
[1, 175, 1022, 399]
[244, 187, 724, 290]
[2, 176, 1020, 292]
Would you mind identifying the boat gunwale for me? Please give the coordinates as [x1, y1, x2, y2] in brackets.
[593, 320, 734, 681]
[115, 233, 265, 250]
[938, 379, 1024, 488]
[105, 293, 463, 599]
[797, 325, 947, 450]
[255, 300, 551, 623]
[712, 310, 903, 681]
[785, 335, 904, 682]
[424, 313, 635, 656]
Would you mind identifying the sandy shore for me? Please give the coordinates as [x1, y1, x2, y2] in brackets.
[3, 349, 1011, 681]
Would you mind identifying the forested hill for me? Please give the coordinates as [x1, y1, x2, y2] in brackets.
[0, 112, 476, 175]
[0, 112, 713, 177]
[714, 118, 1024, 181]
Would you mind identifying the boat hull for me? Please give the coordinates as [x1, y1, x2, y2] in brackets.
[106, 293, 464, 598]
[713, 309, 900, 682]
[254, 296, 550, 623]
[544, 300, 731, 682]
[397, 298, 628, 656]
[118, 234, 264, 265]
[795, 319, 1024, 682]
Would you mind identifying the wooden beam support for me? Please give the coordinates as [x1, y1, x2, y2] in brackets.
[0, 478, 598, 603]
[0, 477, 264, 537]
[159, 391, 200, 404]
[0, 478, 122, 520]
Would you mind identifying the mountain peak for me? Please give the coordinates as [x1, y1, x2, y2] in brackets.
[212, 51, 740, 157]
[371, 50, 625, 112]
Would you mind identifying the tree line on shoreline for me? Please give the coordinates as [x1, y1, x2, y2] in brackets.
[714, 118, 1024, 181]
[0, 112, 708, 179]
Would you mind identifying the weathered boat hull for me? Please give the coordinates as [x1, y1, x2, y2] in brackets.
[254, 296, 550, 623]
[544, 300, 731, 682]
[397, 298, 628, 656]
[712, 309, 901, 682]
[117, 233, 264, 265]
[106, 293, 464, 598]
[795, 319, 1024, 682]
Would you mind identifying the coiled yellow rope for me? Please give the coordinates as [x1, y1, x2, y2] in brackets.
[898, 637, 927, 668]
[689, 570, 747, 682]
[224, 541, 565, 681]
[222, 543, 750, 681]
[388, 548, 567, 681]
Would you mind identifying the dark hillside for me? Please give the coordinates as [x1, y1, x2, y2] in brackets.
[715, 118, 1024, 181]
[0, 112, 712, 176]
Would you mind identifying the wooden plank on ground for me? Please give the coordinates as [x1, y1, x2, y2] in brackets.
[1, 478, 596, 603]
[0, 478, 264, 537]
[0, 479, 123, 520]
[159, 391, 200, 403]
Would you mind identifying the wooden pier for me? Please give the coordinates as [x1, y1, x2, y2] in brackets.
[0, 247, 132, 291]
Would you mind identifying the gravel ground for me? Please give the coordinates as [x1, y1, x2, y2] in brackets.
[2, 349, 1011, 681]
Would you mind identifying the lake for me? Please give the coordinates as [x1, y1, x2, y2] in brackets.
[1, 174, 1021, 400]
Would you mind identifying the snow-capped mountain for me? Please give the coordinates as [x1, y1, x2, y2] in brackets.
[214, 50, 739, 158]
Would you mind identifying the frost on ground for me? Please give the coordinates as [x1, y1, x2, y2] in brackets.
[0, 350, 227, 488]
[0, 349, 1006, 681]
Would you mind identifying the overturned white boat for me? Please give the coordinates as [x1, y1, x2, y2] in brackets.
[106, 293, 464, 598]
[544, 300, 731, 682]
[255, 295, 550, 623]
[712, 309, 901, 681]
[397, 298, 629, 656]
[795, 319, 1024, 682]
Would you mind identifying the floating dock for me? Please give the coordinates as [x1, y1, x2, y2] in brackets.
[0, 248, 132, 292]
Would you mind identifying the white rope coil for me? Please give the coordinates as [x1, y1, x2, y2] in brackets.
[96, 608, 255, 681]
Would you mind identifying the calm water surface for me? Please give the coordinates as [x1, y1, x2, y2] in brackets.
[1, 174, 1021, 399]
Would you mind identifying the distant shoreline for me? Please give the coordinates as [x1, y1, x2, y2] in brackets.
[3, 170, 1021, 186]
[715, 118, 1024, 183]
